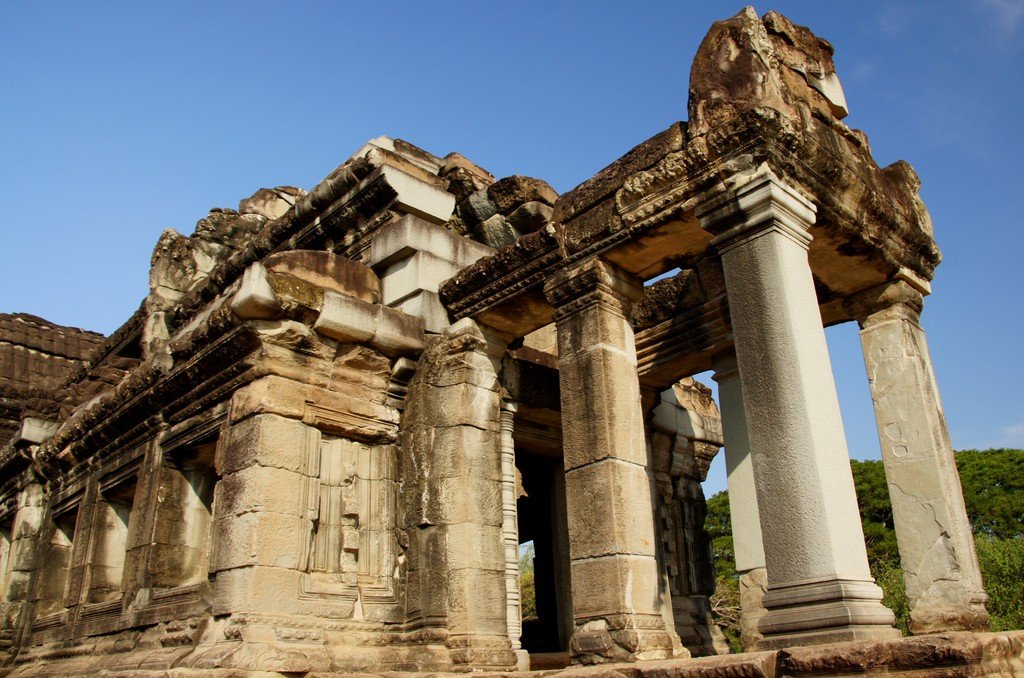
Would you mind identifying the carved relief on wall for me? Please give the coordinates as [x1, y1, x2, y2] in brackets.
[299, 430, 401, 621]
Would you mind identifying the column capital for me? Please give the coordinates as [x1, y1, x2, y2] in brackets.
[543, 258, 642, 321]
[847, 280, 924, 329]
[711, 351, 739, 382]
[695, 165, 817, 253]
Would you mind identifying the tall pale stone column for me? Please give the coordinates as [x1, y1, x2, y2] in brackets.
[544, 259, 681, 664]
[853, 281, 989, 633]
[711, 353, 767, 651]
[697, 167, 898, 647]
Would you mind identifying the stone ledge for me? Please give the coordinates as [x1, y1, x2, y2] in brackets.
[5, 630, 1022, 676]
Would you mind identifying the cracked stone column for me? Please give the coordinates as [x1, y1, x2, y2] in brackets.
[712, 352, 767, 651]
[697, 166, 898, 648]
[544, 258, 680, 664]
[853, 280, 989, 634]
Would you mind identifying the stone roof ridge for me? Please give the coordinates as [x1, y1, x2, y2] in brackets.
[0, 312, 105, 361]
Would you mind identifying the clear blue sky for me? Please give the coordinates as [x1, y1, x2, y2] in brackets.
[2, 2, 1021, 494]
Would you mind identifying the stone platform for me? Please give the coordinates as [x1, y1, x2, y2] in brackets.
[3, 631, 1022, 676]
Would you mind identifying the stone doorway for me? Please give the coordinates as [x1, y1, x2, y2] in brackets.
[515, 448, 572, 662]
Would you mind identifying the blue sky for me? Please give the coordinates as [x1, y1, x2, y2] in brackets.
[1, 2, 1021, 494]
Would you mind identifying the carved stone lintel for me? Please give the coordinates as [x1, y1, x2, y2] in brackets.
[543, 258, 642, 322]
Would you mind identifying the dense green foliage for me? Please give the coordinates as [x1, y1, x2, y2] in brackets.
[956, 449, 1024, 540]
[707, 448, 1024, 643]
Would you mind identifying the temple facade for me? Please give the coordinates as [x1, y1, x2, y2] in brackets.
[0, 9, 1020, 676]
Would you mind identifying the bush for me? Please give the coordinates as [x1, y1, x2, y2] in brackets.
[976, 536, 1024, 631]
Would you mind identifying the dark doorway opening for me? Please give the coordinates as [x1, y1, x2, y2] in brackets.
[516, 450, 571, 655]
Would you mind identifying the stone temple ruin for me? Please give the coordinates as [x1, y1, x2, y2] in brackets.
[1, 8, 1022, 676]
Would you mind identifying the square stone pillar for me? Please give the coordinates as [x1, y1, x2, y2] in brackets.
[712, 352, 767, 651]
[852, 281, 989, 633]
[401, 318, 517, 670]
[544, 259, 681, 664]
[697, 166, 898, 648]
[0, 482, 46, 650]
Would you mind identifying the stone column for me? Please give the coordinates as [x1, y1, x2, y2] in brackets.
[711, 352, 767, 651]
[544, 258, 680, 664]
[697, 166, 898, 648]
[853, 280, 989, 633]
[401, 318, 516, 670]
[499, 401, 529, 670]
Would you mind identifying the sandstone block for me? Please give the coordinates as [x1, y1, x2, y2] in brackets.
[506, 200, 553, 235]
[230, 262, 281, 320]
[565, 459, 658, 559]
[264, 250, 380, 304]
[314, 290, 424, 357]
[487, 175, 558, 212]
[471, 214, 519, 249]
[378, 164, 455, 224]
[14, 417, 59, 445]
[210, 511, 310, 571]
[406, 381, 498, 431]
[217, 413, 313, 475]
[215, 466, 307, 518]
[570, 555, 663, 619]
[391, 290, 452, 334]
[379, 251, 462, 306]
[444, 523, 505, 572]
[458, 189, 499, 227]
[229, 375, 399, 443]
[446, 568, 509, 635]
[238, 186, 303, 220]
[212, 564, 311, 616]
[368, 214, 493, 270]
[423, 476, 503, 527]
[429, 425, 502, 481]
[559, 349, 648, 470]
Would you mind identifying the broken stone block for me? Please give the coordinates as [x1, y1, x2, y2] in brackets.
[238, 187, 305, 221]
[486, 175, 558, 212]
[471, 214, 519, 249]
[506, 200, 553, 235]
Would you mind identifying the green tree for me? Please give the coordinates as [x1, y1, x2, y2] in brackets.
[975, 535, 1024, 631]
[518, 542, 536, 620]
[850, 459, 900, 564]
[705, 490, 742, 651]
[705, 490, 735, 579]
[955, 449, 1024, 540]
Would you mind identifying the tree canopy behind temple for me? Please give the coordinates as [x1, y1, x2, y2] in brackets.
[707, 448, 1024, 643]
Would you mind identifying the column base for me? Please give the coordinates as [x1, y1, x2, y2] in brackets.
[910, 604, 990, 635]
[758, 578, 900, 649]
[739, 567, 768, 651]
[569, 615, 681, 664]
[446, 634, 517, 670]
